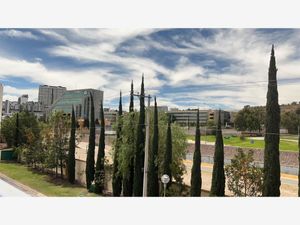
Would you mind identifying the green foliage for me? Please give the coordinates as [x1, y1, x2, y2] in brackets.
[48, 111, 71, 178]
[112, 92, 123, 196]
[118, 112, 137, 196]
[225, 149, 263, 196]
[1, 111, 40, 148]
[0, 162, 97, 197]
[147, 97, 159, 196]
[163, 117, 172, 190]
[156, 113, 187, 190]
[190, 109, 202, 196]
[234, 106, 265, 132]
[133, 76, 145, 196]
[86, 93, 95, 190]
[263, 45, 281, 196]
[210, 110, 225, 196]
[95, 101, 105, 194]
[281, 110, 300, 134]
[118, 111, 187, 196]
[67, 106, 76, 184]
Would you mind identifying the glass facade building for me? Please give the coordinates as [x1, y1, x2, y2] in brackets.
[50, 89, 103, 120]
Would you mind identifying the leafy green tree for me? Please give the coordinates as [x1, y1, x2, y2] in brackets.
[95, 101, 105, 194]
[225, 149, 263, 196]
[281, 110, 300, 134]
[21, 127, 42, 167]
[133, 76, 145, 196]
[210, 110, 225, 196]
[112, 91, 123, 196]
[234, 106, 265, 132]
[147, 97, 159, 196]
[156, 113, 187, 190]
[1, 111, 40, 148]
[263, 45, 281, 196]
[120, 82, 135, 196]
[190, 109, 202, 196]
[48, 111, 71, 178]
[86, 93, 95, 190]
[163, 116, 172, 190]
[68, 106, 76, 184]
[119, 111, 187, 196]
[120, 112, 136, 196]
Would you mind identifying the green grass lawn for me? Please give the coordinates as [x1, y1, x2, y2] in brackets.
[0, 162, 97, 197]
[187, 135, 299, 152]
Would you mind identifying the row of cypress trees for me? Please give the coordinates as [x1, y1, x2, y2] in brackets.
[111, 77, 174, 196]
[190, 109, 226, 197]
[147, 97, 159, 196]
[84, 92, 106, 194]
[189, 45, 283, 197]
[67, 45, 282, 196]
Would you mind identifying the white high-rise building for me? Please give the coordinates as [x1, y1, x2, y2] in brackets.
[18, 94, 29, 105]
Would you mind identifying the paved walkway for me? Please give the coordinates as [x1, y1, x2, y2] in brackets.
[0, 177, 30, 197]
[0, 173, 44, 197]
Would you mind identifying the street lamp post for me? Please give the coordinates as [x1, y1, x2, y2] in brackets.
[161, 174, 170, 197]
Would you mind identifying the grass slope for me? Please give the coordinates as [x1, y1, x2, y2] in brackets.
[0, 162, 97, 197]
[187, 135, 298, 152]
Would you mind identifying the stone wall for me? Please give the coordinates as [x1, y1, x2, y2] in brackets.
[186, 144, 299, 167]
[75, 159, 113, 193]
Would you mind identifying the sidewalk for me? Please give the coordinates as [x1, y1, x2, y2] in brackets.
[0, 172, 45, 197]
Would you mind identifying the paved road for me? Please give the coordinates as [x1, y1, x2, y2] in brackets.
[0, 178, 30, 197]
[183, 160, 298, 197]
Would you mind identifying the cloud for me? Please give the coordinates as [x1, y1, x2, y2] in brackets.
[0, 29, 40, 40]
[3, 85, 38, 101]
[1, 28, 300, 110]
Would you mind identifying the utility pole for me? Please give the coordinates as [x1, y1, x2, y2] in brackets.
[133, 92, 151, 197]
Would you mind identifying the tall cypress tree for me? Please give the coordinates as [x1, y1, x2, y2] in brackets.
[85, 93, 95, 190]
[190, 109, 202, 196]
[123, 82, 135, 196]
[112, 91, 123, 196]
[163, 116, 172, 190]
[147, 97, 159, 196]
[210, 110, 225, 196]
[67, 106, 76, 184]
[133, 76, 145, 196]
[263, 45, 281, 197]
[95, 101, 105, 194]
[129, 80, 134, 112]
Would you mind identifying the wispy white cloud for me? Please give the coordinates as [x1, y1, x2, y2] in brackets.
[0, 29, 40, 40]
[3, 85, 38, 101]
[1, 28, 300, 110]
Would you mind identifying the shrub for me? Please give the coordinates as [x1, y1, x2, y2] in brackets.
[225, 148, 263, 197]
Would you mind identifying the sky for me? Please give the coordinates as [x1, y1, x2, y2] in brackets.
[0, 28, 299, 111]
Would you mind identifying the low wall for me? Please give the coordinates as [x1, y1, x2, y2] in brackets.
[186, 144, 299, 175]
[74, 159, 112, 192]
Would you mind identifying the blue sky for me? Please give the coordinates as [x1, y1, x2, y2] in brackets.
[0, 28, 299, 110]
